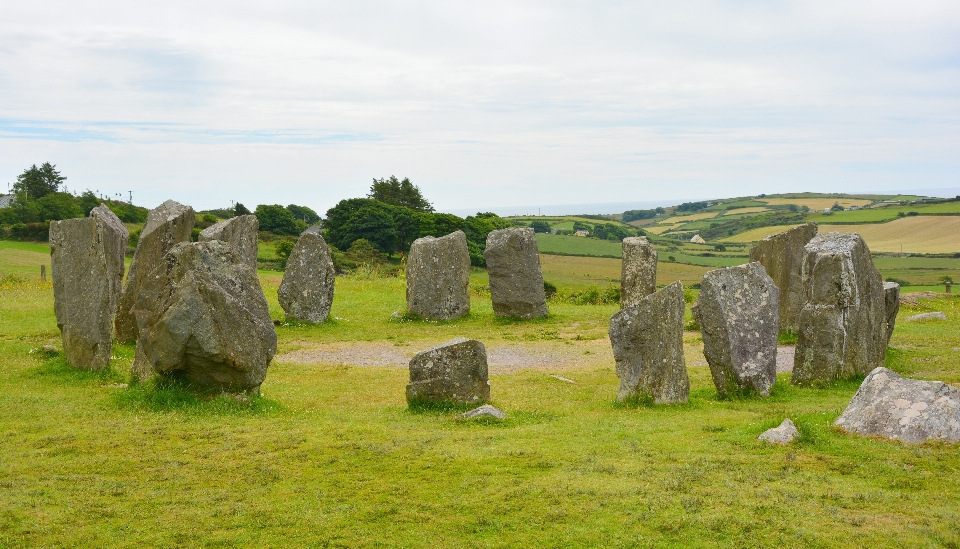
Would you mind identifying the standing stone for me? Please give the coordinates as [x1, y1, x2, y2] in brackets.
[116, 200, 195, 342]
[883, 281, 900, 345]
[406, 338, 490, 405]
[609, 281, 689, 404]
[692, 262, 779, 397]
[277, 233, 336, 323]
[621, 237, 657, 308]
[130, 241, 276, 393]
[749, 223, 818, 334]
[406, 230, 471, 320]
[835, 367, 960, 444]
[198, 214, 259, 271]
[791, 232, 887, 385]
[483, 228, 548, 319]
[49, 205, 128, 370]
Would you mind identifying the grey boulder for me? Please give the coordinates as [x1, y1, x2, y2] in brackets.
[277, 233, 336, 323]
[883, 281, 900, 344]
[906, 312, 947, 322]
[116, 200, 195, 342]
[406, 230, 470, 320]
[758, 419, 800, 444]
[621, 236, 657, 308]
[130, 241, 277, 393]
[835, 367, 960, 443]
[49, 205, 128, 370]
[693, 262, 779, 397]
[462, 404, 506, 419]
[609, 281, 689, 404]
[483, 228, 548, 319]
[749, 223, 817, 334]
[792, 232, 887, 385]
[406, 338, 490, 405]
[198, 214, 259, 271]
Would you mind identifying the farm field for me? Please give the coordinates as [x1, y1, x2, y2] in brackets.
[2, 249, 960, 546]
[761, 197, 873, 210]
[718, 207, 768, 215]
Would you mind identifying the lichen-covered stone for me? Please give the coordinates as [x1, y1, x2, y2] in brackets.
[791, 232, 887, 385]
[835, 367, 960, 443]
[406, 230, 470, 320]
[758, 419, 799, 444]
[906, 312, 947, 322]
[130, 241, 276, 392]
[883, 281, 900, 345]
[198, 214, 259, 271]
[749, 223, 817, 334]
[49, 205, 128, 370]
[483, 228, 547, 319]
[116, 200, 195, 342]
[609, 281, 689, 404]
[277, 233, 336, 323]
[406, 338, 489, 405]
[693, 262, 779, 397]
[621, 237, 657, 308]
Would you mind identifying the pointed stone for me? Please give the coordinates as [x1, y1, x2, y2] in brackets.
[277, 233, 336, 323]
[198, 214, 259, 271]
[483, 228, 548, 319]
[749, 223, 817, 334]
[621, 236, 657, 308]
[406, 230, 470, 320]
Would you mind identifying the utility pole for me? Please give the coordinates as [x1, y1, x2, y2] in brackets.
[128, 191, 133, 204]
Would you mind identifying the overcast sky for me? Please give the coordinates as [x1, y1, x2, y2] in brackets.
[1, 1, 958, 214]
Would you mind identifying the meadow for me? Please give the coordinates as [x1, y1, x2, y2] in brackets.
[2, 239, 960, 547]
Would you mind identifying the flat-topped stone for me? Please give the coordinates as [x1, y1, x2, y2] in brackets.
[749, 223, 817, 334]
[406, 230, 470, 320]
[483, 228, 548, 319]
[198, 214, 259, 271]
[277, 233, 336, 323]
[621, 237, 657, 308]
[406, 338, 490, 405]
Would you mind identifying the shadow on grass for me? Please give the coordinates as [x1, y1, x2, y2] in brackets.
[30, 354, 125, 385]
[114, 376, 284, 416]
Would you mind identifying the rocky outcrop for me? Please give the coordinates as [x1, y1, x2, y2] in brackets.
[883, 281, 900, 344]
[609, 281, 689, 404]
[130, 241, 277, 393]
[835, 367, 960, 443]
[49, 205, 128, 370]
[621, 237, 657, 308]
[791, 232, 887, 385]
[483, 228, 548, 319]
[277, 233, 336, 323]
[406, 230, 471, 320]
[693, 262, 779, 397]
[749, 223, 817, 334]
[116, 200, 195, 342]
[406, 338, 490, 405]
[198, 214, 259, 271]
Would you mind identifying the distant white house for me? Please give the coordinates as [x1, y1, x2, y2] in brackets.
[691, 234, 706, 244]
[0, 194, 14, 209]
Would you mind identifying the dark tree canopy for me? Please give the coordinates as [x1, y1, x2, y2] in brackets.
[234, 202, 251, 216]
[254, 204, 300, 235]
[14, 163, 65, 201]
[286, 204, 321, 224]
[368, 176, 433, 212]
[530, 220, 551, 233]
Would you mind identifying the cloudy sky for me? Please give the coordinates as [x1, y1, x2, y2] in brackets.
[1, 1, 958, 214]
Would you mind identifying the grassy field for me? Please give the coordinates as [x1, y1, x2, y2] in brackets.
[718, 207, 768, 215]
[761, 197, 873, 210]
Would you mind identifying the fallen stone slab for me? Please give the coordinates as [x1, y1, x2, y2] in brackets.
[406, 230, 471, 320]
[462, 404, 506, 419]
[906, 312, 947, 322]
[484, 228, 548, 319]
[749, 223, 817, 334]
[198, 214, 259, 271]
[609, 281, 689, 404]
[758, 419, 800, 444]
[693, 262, 779, 397]
[621, 237, 657, 308]
[130, 241, 277, 393]
[49, 204, 129, 370]
[277, 233, 336, 323]
[835, 367, 960, 443]
[116, 200, 195, 342]
[792, 232, 887, 385]
[883, 281, 900, 345]
[406, 338, 490, 405]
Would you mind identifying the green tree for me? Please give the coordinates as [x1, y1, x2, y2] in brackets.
[368, 176, 434, 212]
[234, 202, 251, 216]
[530, 220, 551, 233]
[254, 204, 300, 235]
[831, 202, 845, 211]
[286, 204, 320, 224]
[13, 162, 65, 201]
[338, 206, 397, 254]
[78, 191, 100, 216]
[36, 193, 82, 221]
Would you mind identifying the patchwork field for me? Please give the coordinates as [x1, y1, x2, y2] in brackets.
[760, 197, 873, 210]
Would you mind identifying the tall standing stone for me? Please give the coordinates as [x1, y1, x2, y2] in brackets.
[277, 232, 336, 323]
[692, 262, 779, 397]
[609, 281, 689, 404]
[792, 232, 887, 385]
[483, 228, 548, 319]
[883, 281, 900, 346]
[198, 214, 259, 271]
[406, 338, 490, 405]
[116, 200, 194, 342]
[621, 237, 657, 308]
[130, 241, 277, 393]
[406, 230, 471, 320]
[49, 205, 128, 370]
[749, 223, 817, 334]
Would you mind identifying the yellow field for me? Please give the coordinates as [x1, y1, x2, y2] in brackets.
[538, 254, 712, 287]
[722, 216, 960, 254]
[644, 212, 718, 234]
[720, 207, 768, 215]
[761, 198, 872, 210]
